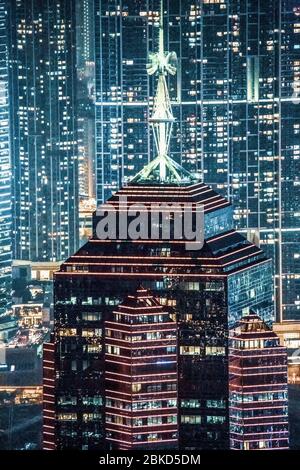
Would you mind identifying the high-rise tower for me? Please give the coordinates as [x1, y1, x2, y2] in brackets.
[45, 178, 276, 450]
[8, 0, 78, 262]
[76, 0, 96, 243]
[0, 0, 11, 315]
[105, 288, 178, 450]
[229, 313, 289, 450]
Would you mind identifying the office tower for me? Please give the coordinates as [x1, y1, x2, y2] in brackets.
[7, 0, 78, 262]
[45, 176, 276, 450]
[105, 287, 178, 450]
[229, 313, 289, 450]
[0, 0, 11, 316]
[76, 0, 96, 243]
[76, 0, 95, 72]
[94, 0, 300, 321]
[280, 2, 300, 321]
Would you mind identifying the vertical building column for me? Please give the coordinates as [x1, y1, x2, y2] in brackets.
[43, 339, 56, 450]
[105, 287, 178, 450]
[229, 313, 289, 450]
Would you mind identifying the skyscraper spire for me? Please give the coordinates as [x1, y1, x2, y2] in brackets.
[132, 0, 195, 184]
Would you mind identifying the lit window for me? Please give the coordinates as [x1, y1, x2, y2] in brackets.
[180, 346, 201, 355]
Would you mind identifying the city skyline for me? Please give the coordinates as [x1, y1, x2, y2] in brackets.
[0, 0, 300, 454]
[0, 0, 299, 321]
[43, 16, 283, 447]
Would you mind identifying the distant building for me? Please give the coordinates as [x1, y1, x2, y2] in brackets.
[76, 0, 96, 245]
[0, 0, 11, 315]
[12, 260, 61, 283]
[0, 344, 42, 450]
[274, 321, 300, 384]
[0, 315, 17, 342]
[229, 313, 289, 450]
[0, 345, 41, 386]
[7, 0, 78, 263]
[12, 304, 44, 329]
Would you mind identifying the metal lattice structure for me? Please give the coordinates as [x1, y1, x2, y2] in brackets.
[132, 0, 196, 185]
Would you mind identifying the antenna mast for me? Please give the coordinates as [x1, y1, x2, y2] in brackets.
[146, 0, 177, 181]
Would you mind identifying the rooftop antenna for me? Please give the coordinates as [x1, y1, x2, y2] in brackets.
[146, 0, 177, 181]
[131, 0, 195, 184]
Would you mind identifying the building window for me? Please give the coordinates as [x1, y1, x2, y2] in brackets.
[181, 399, 201, 408]
[181, 415, 201, 424]
[147, 433, 160, 441]
[183, 282, 199, 291]
[180, 346, 201, 355]
[206, 399, 225, 408]
[82, 328, 102, 337]
[132, 383, 142, 392]
[147, 416, 162, 425]
[58, 328, 76, 336]
[83, 413, 101, 422]
[147, 384, 162, 392]
[106, 345, 120, 355]
[247, 56, 259, 102]
[87, 344, 102, 353]
[82, 312, 102, 321]
[58, 413, 77, 421]
[205, 346, 225, 356]
[58, 396, 77, 405]
[82, 396, 102, 406]
[207, 415, 226, 424]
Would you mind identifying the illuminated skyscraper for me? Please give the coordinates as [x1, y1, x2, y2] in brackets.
[45, 177, 276, 450]
[76, 0, 96, 243]
[0, 0, 11, 315]
[105, 288, 178, 450]
[94, 0, 300, 321]
[229, 313, 289, 450]
[8, 0, 78, 262]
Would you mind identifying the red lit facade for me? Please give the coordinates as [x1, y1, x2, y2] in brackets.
[43, 338, 56, 450]
[105, 287, 178, 449]
[229, 313, 289, 450]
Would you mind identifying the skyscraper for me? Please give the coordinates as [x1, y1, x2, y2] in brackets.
[0, 0, 11, 315]
[7, 0, 78, 262]
[93, 0, 300, 321]
[76, 0, 96, 243]
[45, 174, 276, 450]
[229, 313, 289, 450]
[105, 288, 178, 450]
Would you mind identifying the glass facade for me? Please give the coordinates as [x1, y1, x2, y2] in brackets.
[7, 0, 78, 262]
[93, 0, 300, 321]
[228, 262, 274, 328]
[0, 0, 11, 315]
